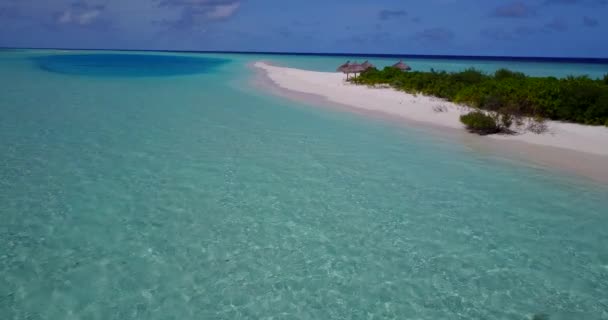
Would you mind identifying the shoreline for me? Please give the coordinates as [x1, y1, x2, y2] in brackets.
[252, 61, 608, 184]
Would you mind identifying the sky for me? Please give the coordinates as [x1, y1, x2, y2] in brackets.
[0, 0, 607, 57]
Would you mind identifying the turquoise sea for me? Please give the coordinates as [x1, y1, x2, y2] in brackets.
[1, 50, 608, 320]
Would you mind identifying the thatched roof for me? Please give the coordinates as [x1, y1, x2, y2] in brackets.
[338, 61, 370, 79]
[361, 60, 375, 70]
[347, 62, 366, 73]
[337, 60, 351, 72]
[392, 60, 411, 71]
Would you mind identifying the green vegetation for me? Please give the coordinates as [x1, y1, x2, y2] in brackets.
[353, 68, 608, 129]
[460, 111, 500, 135]
[459, 111, 515, 135]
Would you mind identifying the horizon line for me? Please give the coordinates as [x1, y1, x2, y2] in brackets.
[2, 46, 608, 64]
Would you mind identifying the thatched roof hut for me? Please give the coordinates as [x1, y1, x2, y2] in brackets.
[361, 60, 375, 71]
[337, 60, 351, 73]
[338, 61, 373, 79]
[348, 62, 366, 74]
[392, 60, 412, 71]
[338, 61, 365, 79]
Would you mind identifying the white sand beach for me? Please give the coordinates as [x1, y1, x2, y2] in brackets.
[254, 61, 608, 182]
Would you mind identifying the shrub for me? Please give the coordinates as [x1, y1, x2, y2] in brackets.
[480, 94, 507, 111]
[527, 117, 549, 134]
[589, 97, 608, 125]
[460, 111, 500, 135]
[499, 113, 513, 129]
[452, 68, 487, 85]
[433, 105, 448, 113]
[355, 67, 608, 126]
[495, 68, 526, 80]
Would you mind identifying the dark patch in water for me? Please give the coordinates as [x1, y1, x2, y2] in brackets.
[0, 48, 24, 52]
[31, 54, 229, 77]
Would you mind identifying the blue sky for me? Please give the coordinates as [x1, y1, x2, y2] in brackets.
[0, 0, 606, 57]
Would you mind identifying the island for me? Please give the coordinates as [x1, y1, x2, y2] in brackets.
[254, 61, 608, 182]
[254, 61, 608, 156]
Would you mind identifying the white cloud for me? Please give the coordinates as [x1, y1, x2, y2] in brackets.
[78, 9, 101, 25]
[56, 9, 101, 25]
[207, 2, 239, 19]
[57, 10, 72, 24]
[157, 0, 241, 27]
[55, 1, 104, 26]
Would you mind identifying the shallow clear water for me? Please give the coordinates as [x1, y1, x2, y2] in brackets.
[1, 50, 608, 320]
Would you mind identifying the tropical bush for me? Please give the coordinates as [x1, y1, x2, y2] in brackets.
[459, 111, 500, 135]
[527, 117, 549, 134]
[499, 112, 513, 129]
[494, 68, 526, 81]
[353, 67, 608, 128]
